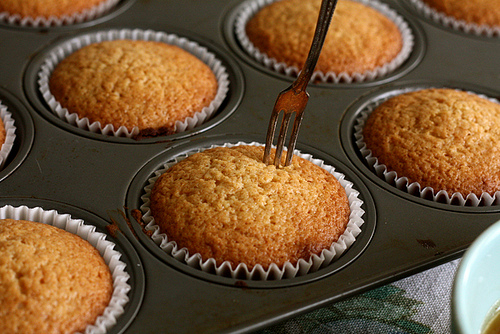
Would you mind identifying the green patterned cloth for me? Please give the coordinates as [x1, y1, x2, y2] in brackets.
[260, 260, 460, 334]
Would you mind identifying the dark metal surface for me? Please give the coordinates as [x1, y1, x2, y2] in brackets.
[0, 0, 499, 333]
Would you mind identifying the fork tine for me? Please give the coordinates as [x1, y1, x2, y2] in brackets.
[274, 111, 293, 167]
[264, 88, 308, 167]
[263, 0, 338, 167]
[284, 111, 305, 166]
[263, 109, 280, 165]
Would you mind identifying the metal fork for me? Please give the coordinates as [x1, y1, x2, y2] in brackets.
[263, 0, 338, 167]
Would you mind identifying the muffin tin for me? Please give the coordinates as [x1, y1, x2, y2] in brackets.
[0, 0, 499, 332]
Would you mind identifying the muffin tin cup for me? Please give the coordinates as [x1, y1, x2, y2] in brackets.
[37, 28, 230, 138]
[0, 102, 16, 171]
[234, 0, 415, 83]
[409, 0, 500, 38]
[353, 86, 500, 207]
[0, 204, 132, 334]
[139, 141, 365, 281]
[0, 88, 35, 183]
[0, 0, 121, 27]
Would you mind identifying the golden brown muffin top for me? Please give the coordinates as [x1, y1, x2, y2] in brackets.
[422, 0, 500, 27]
[246, 0, 403, 75]
[0, 219, 113, 334]
[49, 40, 218, 132]
[150, 145, 350, 270]
[0, 0, 109, 18]
[363, 88, 500, 197]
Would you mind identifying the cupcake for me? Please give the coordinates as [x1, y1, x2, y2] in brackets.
[422, 0, 500, 27]
[141, 143, 364, 280]
[39, 29, 228, 138]
[410, 0, 500, 37]
[0, 219, 112, 333]
[48, 40, 218, 137]
[0, 102, 16, 170]
[238, 0, 413, 83]
[0, 0, 120, 26]
[0, 116, 5, 152]
[0, 205, 131, 333]
[359, 88, 500, 205]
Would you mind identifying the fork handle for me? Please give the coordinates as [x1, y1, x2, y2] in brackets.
[293, 0, 338, 92]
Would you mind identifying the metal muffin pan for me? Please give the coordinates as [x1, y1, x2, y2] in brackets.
[0, 0, 499, 332]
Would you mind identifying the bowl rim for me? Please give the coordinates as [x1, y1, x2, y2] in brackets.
[452, 219, 500, 334]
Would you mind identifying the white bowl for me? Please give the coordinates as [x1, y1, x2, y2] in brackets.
[452, 220, 500, 333]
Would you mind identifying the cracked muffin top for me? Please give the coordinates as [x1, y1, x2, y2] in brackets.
[149, 145, 350, 270]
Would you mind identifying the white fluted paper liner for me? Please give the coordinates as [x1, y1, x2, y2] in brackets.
[38, 28, 229, 138]
[409, 0, 500, 38]
[0, 102, 16, 170]
[140, 142, 364, 280]
[354, 87, 500, 207]
[0, 205, 131, 334]
[234, 0, 414, 83]
[0, 0, 120, 27]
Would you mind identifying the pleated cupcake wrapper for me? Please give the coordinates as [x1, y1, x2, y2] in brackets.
[0, 102, 16, 170]
[354, 87, 500, 207]
[0, 205, 131, 334]
[140, 141, 365, 280]
[0, 0, 120, 27]
[409, 0, 500, 38]
[38, 28, 230, 138]
[234, 0, 414, 84]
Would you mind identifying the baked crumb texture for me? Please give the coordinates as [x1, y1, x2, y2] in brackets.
[422, 0, 500, 27]
[245, 0, 403, 75]
[363, 88, 500, 197]
[0, 0, 109, 18]
[150, 145, 350, 270]
[49, 40, 218, 133]
[0, 219, 113, 334]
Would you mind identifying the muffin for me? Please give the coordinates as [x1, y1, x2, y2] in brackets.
[48, 39, 219, 136]
[0, 103, 16, 170]
[0, 219, 113, 334]
[244, 0, 404, 77]
[421, 0, 500, 28]
[0, 0, 109, 18]
[0, 0, 119, 26]
[0, 117, 5, 147]
[149, 145, 351, 271]
[362, 88, 500, 198]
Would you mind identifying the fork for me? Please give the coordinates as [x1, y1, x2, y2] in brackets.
[263, 0, 338, 167]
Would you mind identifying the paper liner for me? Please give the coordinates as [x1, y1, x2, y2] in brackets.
[0, 205, 131, 334]
[0, 0, 120, 27]
[139, 142, 365, 280]
[409, 0, 500, 38]
[234, 0, 414, 83]
[38, 28, 229, 138]
[0, 101, 16, 170]
[354, 87, 500, 207]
